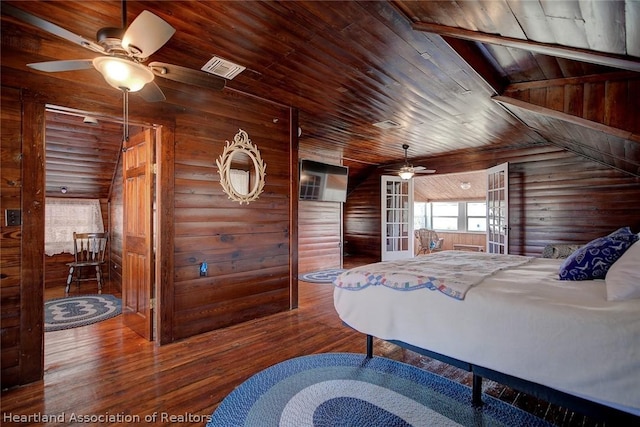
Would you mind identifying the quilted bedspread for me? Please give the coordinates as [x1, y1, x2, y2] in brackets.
[333, 250, 534, 300]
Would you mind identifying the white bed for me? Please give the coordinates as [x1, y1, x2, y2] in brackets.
[333, 250, 640, 419]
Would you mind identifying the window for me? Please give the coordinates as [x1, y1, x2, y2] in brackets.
[45, 198, 104, 255]
[432, 202, 459, 230]
[467, 202, 487, 232]
[414, 202, 427, 229]
[299, 173, 322, 200]
[229, 169, 250, 195]
[414, 201, 486, 232]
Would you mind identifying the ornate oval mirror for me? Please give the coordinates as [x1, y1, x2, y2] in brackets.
[216, 129, 266, 205]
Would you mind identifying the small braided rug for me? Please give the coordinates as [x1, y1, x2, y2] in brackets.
[44, 294, 121, 332]
[299, 269, 345, 284]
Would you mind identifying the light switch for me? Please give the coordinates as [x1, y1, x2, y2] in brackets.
[5, 209, 21, 226]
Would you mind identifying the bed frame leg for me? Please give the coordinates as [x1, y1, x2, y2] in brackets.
[366, 335, 373, 358]
[472, 374, 484, 407]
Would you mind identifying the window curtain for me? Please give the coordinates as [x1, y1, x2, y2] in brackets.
[45, 198, 104, 256]
[230, 169, 250, 195]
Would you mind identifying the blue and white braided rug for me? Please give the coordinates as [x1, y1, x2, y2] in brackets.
[299, 269, 345, 284]
[208, 353, 551, 427]
[44, 294, 121, 332]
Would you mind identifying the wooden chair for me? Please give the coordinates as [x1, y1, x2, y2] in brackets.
[66, 232, 108, 294]
[415, 229, 444, 254]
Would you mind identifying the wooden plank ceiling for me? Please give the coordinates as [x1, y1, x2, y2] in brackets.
[1, 0, 639, 199]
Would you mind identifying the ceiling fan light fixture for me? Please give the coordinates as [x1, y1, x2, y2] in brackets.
[399, 167, 414, 180]
[93, 56, 154, 92]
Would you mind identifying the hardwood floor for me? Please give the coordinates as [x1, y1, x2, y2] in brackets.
[2, 268, 612, 426]
[46, 279, 122, 300]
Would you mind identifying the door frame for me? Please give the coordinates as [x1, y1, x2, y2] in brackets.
[122, 128, 155, 340]
[381, 175, 414, 261]
[119, 123, 176, 343]
[18, 100, 175, 383]
[486, 162, 509, 254]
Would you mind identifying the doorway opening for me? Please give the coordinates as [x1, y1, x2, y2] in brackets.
[43, 105, 158, 340]
[412, 170, 488, 254]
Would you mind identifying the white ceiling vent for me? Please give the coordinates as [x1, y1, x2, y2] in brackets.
[201, 56, 246, 80]
[373, 119, 402, 129]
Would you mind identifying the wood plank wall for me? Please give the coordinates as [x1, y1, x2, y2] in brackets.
[298, 201, 342, 273]
[1, 87, 24, 386]
[297, 148, 344, 273]
[171, 106, 293, 341]
[1, 75, 297, 386]
[109, 156, 123, 287]
[508, 148, 640, 254]
[504, 72, 640, 135]
[430, 232, 485, 252]
[1, 88, 46, 387]
[344, 175, 382, 260]
[345, 145, 640, 259]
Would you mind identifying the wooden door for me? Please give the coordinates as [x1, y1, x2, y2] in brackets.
[486, 162, 509, 254]
[381, 175, 414, 261]
[122, 128, 154, 340]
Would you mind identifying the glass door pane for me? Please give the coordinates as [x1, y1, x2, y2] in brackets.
[381, 176, 413, 260]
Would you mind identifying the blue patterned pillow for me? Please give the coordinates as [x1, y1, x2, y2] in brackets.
[608, 226, 635, 238]
[559, 230, 638, 281]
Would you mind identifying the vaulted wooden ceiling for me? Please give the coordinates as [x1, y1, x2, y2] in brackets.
[1, 1, 638, 199]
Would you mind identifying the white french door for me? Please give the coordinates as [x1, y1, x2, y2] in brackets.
[381, 175, 414, 261]
[486, 162, 509, 254]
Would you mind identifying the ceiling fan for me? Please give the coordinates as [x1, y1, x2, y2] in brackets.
[3, 1, 226, 139]
[382, 144, 436, 180]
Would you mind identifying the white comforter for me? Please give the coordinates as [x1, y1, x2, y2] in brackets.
[333, 254, 640, 415]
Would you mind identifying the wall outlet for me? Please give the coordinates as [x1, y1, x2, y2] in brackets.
[200, 262, 208, 277]
[5, 209, 21, 226]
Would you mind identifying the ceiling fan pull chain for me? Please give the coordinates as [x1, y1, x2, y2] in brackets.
[121, 0, 127, 28]
[122, 89, 129, 142]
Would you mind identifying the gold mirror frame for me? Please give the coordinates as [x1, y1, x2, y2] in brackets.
[216, 129, 266, 205]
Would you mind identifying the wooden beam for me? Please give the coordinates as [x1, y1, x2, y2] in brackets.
[492, 95, 640, 143]
[412, 22, 640, 73]
[442, 36, 507, 95]
[20, 91, 46, 385]
[503, 71, 639, 92]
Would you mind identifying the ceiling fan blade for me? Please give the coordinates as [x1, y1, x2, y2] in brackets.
[27, 59, 94, 72]
[2, 4, 105, 54]
[379, 163, 406, 170]
[137, 81, 166, 102]
[149, 62, 226, 91]
[413, 166, 436, 173]
[122, 11, 175, 59]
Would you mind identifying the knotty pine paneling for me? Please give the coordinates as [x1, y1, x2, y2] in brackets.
[44, 253, 74, 290]
[171, 105, 293, 341]
[1, 89, 46, 388]
[505, 73, 640, 134]
[1, 87, 23, 388]
[344, 172, 382, 261]
[298, 148, 344, 273]
[1, 74, 297, 385]
[109, 154, 123, 288]
[345, 144, 640, 260]
[435, 232, 486, 252]
[298, 200, 342, 273]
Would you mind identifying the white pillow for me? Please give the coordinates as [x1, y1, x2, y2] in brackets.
[605, 239, 640, 301]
